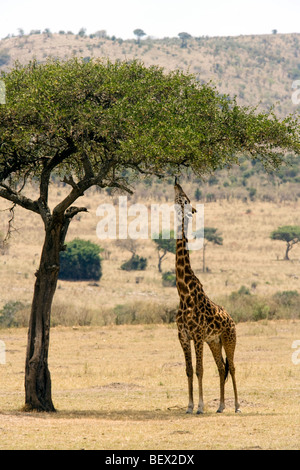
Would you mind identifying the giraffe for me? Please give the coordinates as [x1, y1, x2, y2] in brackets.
[174, 180, 240, 414]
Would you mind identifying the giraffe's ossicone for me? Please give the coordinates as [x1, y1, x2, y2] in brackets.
[174, 181, 240, 414]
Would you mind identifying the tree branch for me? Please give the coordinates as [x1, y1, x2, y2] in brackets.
[53, 179, 91, 216]
[1, 202, 17, 244]
[62, 175, 78, 189]
[81, 153, 95, 179]
[59, 207, 88, 251]
[108, 181, 134, 195]
[0, 184, 40, 214]
[53, 158, 115, 216]
[65, 206, 88, 219]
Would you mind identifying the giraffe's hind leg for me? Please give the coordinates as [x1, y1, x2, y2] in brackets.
[207, 338, 226, 413]
[222, 332, 241, 413]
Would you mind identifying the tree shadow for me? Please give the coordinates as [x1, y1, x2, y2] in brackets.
[9, 406, 281, 421]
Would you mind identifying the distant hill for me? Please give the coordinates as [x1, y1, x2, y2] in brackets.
[1, 31, 300, 117]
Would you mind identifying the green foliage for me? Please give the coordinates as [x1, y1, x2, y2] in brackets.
[222, 287, 300, 323]
[231, 285, 251, 297]
[204, 227, 223, 245]
[194, 188, 202, 201]
[153, 230, 176, 255]
[162, 271, 176, 287]
[121, 254, 147, 271]
[270, 225, 300, 243]
[0, 301, 26, 327]
[78, 28, 86, 37]
[247, 187, 257, 201]
[1, 58, 299, 189]
[270, 225, 300, 259]
[178, 32, 192, 48]
[153, 230, 176, 272]
[133, 29, 146, 43]
[0, 49, 10, 66]
[59, 238, 103, 281]
[273, 290, 299, 306]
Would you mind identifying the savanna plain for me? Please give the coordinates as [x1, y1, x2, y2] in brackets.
[0, 181, 300, 450]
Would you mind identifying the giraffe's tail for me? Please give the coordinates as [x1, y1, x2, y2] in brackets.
[224, 357, 229, 382]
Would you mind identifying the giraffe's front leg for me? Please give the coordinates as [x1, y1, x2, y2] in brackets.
[178, 328, 194, 413]
[194, 339, 204, 414]
[186, 355, 194, 414]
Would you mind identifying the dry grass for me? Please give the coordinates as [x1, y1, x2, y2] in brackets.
[0, 320, 300, 449]
[0, 183, 300, 449]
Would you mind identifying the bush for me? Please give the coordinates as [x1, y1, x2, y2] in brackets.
[0, 301, 27, 328]
[114, 301, 177, 325]
[162, 271, 176, 287]
[220, 286, 300, 323]
[229, 285, 251, 299]
[270, 290, 300, 319]
[121, 254, 147, 271]
[0, 49, 11, 66]
[223, 286, 271, 322]
[59, 238, 103, 281]
[273, 290, 299, 306]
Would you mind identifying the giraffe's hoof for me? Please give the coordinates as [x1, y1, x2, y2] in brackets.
[196, 409, 204, 415]
[235, 408, 241, 413]
[186, 408, 193, 414]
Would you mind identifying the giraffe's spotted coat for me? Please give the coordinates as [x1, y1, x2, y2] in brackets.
[174, 182, 240, 414]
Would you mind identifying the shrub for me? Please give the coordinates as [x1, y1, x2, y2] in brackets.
[195, 188, 202, 201]
[230, 285, 251, 298]
[114, 301, 177, 325]
[0, 301, 26, 328]
[270, 290, 300, 319]
[59, 238, 103, 281]
[121, 254, 147, 271]
[0, 49, 10, 66]
[162, 271, 176, 287]
[273, 290, 299, 306]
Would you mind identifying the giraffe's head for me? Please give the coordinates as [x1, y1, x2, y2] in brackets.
[174, 178, 197, 219]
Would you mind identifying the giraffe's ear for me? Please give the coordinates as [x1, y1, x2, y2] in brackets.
[192, 207, 197, 214]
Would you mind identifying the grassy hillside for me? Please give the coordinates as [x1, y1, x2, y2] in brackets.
[1, 31, 300, 117]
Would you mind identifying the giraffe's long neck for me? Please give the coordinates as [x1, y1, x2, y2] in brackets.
[175, 216, 194, 280]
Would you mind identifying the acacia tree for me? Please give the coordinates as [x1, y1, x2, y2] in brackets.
[0, 58, 299, 411]
[133, 29, 146, 44]
[153, 230, 176, 273]
[270, 225, 300, 260]
[178, 32, 192, 48]
[202, 227, 223, 273]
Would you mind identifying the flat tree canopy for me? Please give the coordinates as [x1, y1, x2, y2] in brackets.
[0, 58, 299, 411]
[270, 225, 300, 260]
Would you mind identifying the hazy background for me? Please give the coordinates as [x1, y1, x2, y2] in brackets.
[1, 0, 300, 39]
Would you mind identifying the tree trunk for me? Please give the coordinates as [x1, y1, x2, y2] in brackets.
[284, 242, 291, 260]
[157, 250, 167, 273]
[158, 254, 162, 273]
[24, 219, 63, 412]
